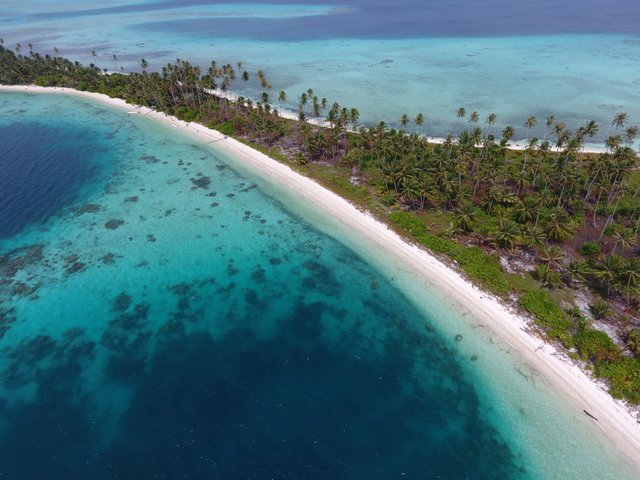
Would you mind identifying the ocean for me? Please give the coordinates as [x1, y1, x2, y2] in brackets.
[1, 1, 640, 478]
[1, 0, 639, 147]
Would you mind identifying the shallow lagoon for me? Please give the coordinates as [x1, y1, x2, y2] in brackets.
[0, 91, 637, 479]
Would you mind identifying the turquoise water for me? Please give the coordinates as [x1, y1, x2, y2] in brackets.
[2, 1, 639, 148]
[0, 91, 637, 478]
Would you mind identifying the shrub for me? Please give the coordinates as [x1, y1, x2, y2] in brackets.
[388, 211, 509, 294]
[532, 264, 563, 289]
[574, 328, 620, 362]
[580, 241, 601, 258]
[380, 191, 397, 206]
[174, 106, 199, 122]
[519, 290, 572, 343]
[211, 121, 235, 136]
[626, 329, 640, 357]
[590, 298, 612, 320]
[595, 357, 640, 403]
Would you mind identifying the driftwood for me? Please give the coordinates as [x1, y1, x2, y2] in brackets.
[583, 410, 599, 422]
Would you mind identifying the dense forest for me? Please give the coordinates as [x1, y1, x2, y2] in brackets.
[2, 43, 640, 403]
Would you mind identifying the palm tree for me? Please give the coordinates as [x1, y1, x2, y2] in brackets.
[486, 113, 497, 126]
[582, 120, 599, 139]
[350, 108, 360, 130]
[612, 227, 637, 253]
[502, 126, 515, 142]
[594, 254, 625, 295]
[624, 125, 638, 145]
[553, 122, 569, 148]
[545, 210, 575, 241]
[524, 116, 537, 130]
[621, 257, 640, 292]
[400, 113, 410, 127]
[567, 259, 591, 284]
[533, 264, 562, 289]
[605, 135, 621, 151]
[415, 113, 425, 127]
[494, 218, 520, 251]
[456, 107, 466, 119]
[400, 176, 420, 206]
[612, 112, 627, 130]
[538, 245, 563, 268]
[417, 173, 438, 210]
[256, 69, 270, 89]
[278, 90, 286, 103]
[468, 111, 479, 123]
[454, 203, 476, 232]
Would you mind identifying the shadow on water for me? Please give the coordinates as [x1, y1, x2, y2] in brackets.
[0, 298, 526, 479]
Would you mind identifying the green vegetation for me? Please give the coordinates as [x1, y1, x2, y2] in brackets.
[389, 211, 509, 293]
[519, 290, 572, 342]
[2, 44, 640, 404]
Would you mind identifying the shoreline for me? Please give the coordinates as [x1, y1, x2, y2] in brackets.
[210, 88, 610, 154]
[2, 84, 639, 469]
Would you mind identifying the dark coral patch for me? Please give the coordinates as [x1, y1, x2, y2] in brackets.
[0, 307, 17, 339]
[0, 244, 44, 278]
[169, 282, 192, 296]
[112, 292, 133, 312]
[240, 183, 258, 193]
[107, 302, 151, 333]
[64, 254, 86, 275]
[251, 266, 266, 283]
[11, 281, 40, 297]
[191, 176, 211, 189]
[140, 155, 160, 164]
[244, 289, 261, 306]
[124, 196, 139, 203]
[101, 253, 117, 265]
[105, 219, 124, 230]
[227, 260, 239, 276]
[72, 203, 101, 216]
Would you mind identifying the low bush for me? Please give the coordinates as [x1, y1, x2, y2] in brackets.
[574, 328, 620, 362]
[519, 290, 572, 344]
[595, 357, 640, 404]
[389, 211, 509, 294]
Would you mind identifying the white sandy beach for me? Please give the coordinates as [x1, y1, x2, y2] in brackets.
[1, 84, 638, 469]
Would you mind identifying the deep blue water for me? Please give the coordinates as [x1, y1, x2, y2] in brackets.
[0, 122, 104, 238]
[140, 0, 640, 40]
[30, 0, 640, 38]
[1, 308, 519, 479]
